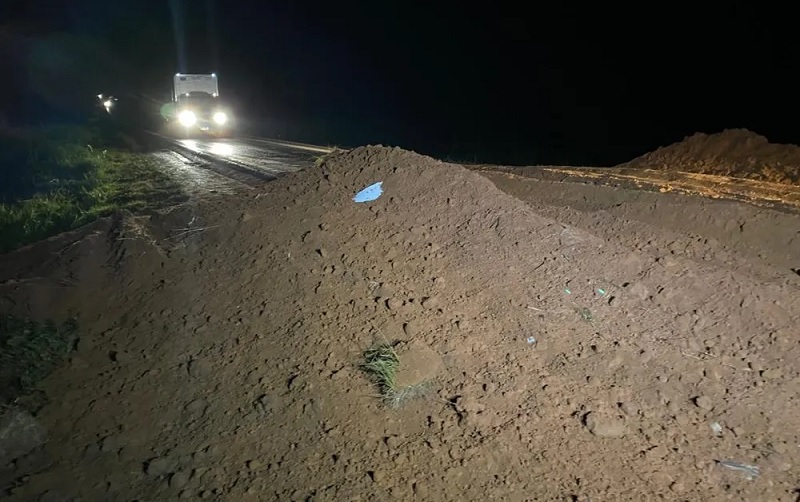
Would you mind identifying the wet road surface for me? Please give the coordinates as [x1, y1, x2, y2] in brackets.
[173, 137, 330, 178]
[152, 135, 333, 195]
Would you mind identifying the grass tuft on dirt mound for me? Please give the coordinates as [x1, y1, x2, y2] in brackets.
[361, 342, 431, 409]
[361, 343, 400, 405]
[0, 125, 184, 253]
[0, 316, 79, 401]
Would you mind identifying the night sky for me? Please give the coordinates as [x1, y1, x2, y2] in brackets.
[2, 1, 799, 165]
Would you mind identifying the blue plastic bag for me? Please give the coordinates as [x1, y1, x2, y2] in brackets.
[353, 182, 383, 203]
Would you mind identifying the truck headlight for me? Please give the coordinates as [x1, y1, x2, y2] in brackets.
[178, 110, 197, 127]
[213, 111, 228, 125]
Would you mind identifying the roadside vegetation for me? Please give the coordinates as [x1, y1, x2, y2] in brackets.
[0, 315, 79, 402]
[0, 123, 184, 253]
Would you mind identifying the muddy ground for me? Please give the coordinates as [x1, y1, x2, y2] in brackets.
[618, 129, 800, 185]
[0, 142, 799, 501]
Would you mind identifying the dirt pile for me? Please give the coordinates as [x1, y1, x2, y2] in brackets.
[2, 146, 799, 500]
[618, 129, 800, 184]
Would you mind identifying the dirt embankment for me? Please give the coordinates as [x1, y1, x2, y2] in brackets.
[618, 129, 800, 184]
[0, 146, 798, 501]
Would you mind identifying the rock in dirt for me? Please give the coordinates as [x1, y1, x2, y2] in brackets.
[385, 298, 402, 310]
[421, 296, 441, 310]
[184, 399, 209, 419]
[0, 406, 47, 464]
[169, 469, 192, 489]
[694, 396, 713, 410]
[760, 368, 783, 380]
[394, 341, 442, 389]
[188, 358, 211, 378]
[402, 321, 421, 337]
[145, 456, 172, 477]
[584, 412, 626, 438]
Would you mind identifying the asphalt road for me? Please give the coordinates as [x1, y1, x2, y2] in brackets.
[174, 137, 330, 176]
[153, 134, 332, 189]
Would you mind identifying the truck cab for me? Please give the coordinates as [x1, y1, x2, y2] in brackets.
[169, 73, 233, 137]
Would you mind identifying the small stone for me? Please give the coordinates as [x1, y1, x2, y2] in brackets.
[252, 395, 271, 416]
[403, 321, 420, 336]
[763, 453, 792, 472]
[584, 412, 626, 438]
[83, 442, 101, 459]
[620, 402, 639, 417]
[374, 284, 395, 298]
[188, 359, 211, 378]
[421, 297, 440, 310]
[761, 368, 782, 380]
[99, 435, 118, 452]
[386, 436, 402, 450]
[185, 399, 209, 418]
[645, 445, 668, 460]
[170, 470, 191, 490]
[145, 456, 171, 477]
[627, 282, 650, 301]
[747, 360, 764, 372]
[669, 481, 685, 493]
[246, 459, 262, 470]
[386, 298, 402, 310]
[694, 396, 713, 410]
[0, 407, 47, 464]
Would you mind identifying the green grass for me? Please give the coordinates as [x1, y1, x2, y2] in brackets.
[0, 125, 183, 253]
[360, 342, 431, 409]
[0, 315, 78, 401]
[361, 343, 401, 401]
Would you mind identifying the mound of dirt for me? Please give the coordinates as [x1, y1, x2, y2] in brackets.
[2, 146, 799, 500]
[618, 129, 800, 184]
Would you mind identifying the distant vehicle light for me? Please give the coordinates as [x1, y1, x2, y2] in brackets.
[213, 112, 228, 125]
[178, 110, 197, 127]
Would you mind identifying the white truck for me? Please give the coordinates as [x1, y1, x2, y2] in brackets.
[168, 73, 233, 137]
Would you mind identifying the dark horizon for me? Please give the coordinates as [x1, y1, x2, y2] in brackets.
[2, 1, 799, 166]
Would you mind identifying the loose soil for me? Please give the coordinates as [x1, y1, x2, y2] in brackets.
[617, 129, 800, 185]
[1, 145, 799, 501]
